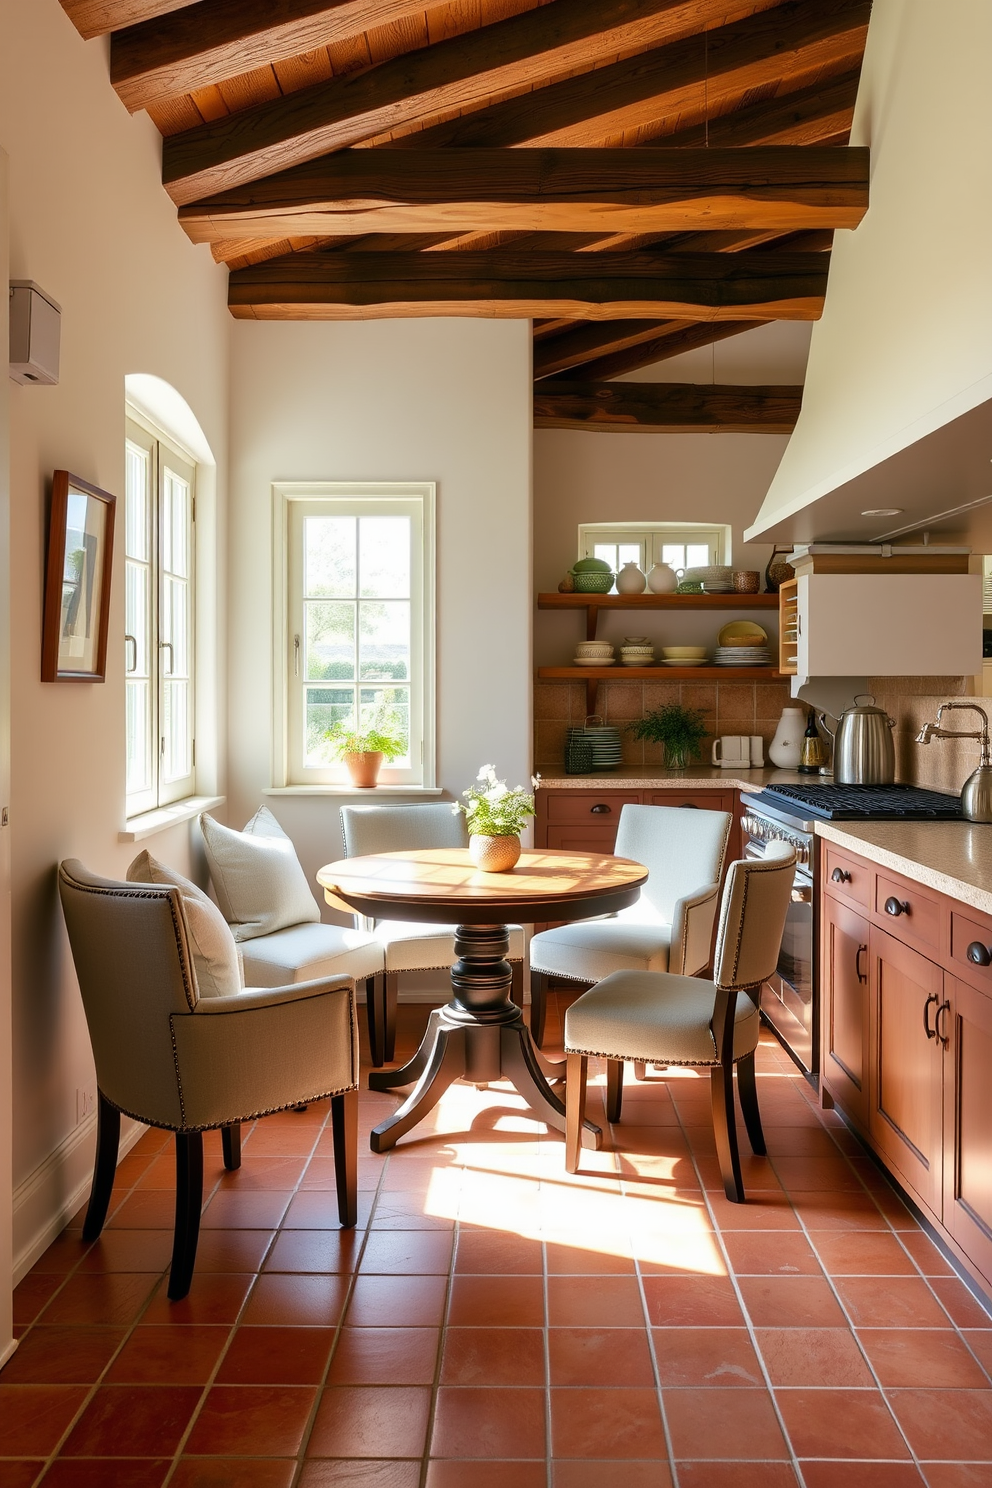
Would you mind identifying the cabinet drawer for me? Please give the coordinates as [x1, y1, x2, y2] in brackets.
[949, 910, 992, 991]
[874, 872, 941, 953]
[823, 846, 872, 907]
[545, 792, 639, 825]
[544, 826, 619, 853]
[647, 791, 734, 813]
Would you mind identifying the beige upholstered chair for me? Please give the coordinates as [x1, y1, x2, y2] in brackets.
[340, 803, 525, 1064]
[530, 804, 732, 1046]
[58, 859, 359, 1300]
[563, 842, 796, 1202]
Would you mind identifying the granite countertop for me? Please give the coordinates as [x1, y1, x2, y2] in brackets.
[534, 763, 811, 791]
[816, 820, 992, 918]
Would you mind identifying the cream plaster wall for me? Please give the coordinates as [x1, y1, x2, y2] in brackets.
[748, 0, 992, 536]
[0, 146, 14, 1361]
[227, 318, 533, 894]
[1, 0, 230, 1272]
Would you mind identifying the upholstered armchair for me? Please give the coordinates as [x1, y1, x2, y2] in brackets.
[58, 859, 359, 1300]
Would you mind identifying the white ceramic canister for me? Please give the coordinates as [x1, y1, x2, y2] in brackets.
[646, 562, 678, 594]
[768, 707, 806, 769]
[616, 561, 647, 594]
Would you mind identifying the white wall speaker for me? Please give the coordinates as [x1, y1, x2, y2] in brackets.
[9, 280, 61, 385]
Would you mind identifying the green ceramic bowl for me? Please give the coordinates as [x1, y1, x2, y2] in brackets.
[571, 570, 614, 593]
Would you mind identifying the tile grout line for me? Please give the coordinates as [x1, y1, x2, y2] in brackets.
[418, 1168, 460, 1488]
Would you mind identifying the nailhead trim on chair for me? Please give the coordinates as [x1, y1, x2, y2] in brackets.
[100, 1078, 360, 1135]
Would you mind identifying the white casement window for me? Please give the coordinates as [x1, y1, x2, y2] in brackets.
[276, 483, 435, 788]
[125, 416, 196, 816]
[578, 522, 731, 588]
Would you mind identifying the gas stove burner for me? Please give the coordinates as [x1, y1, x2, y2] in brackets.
[756, 783, 963, 822]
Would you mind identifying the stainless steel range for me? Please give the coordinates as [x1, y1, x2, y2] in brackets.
[741, 783, 963, 1079]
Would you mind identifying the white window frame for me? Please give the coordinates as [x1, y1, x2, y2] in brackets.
[578, 521, 731, 583]
[272, 482, 436, 789]
[125, 411, 197, 817]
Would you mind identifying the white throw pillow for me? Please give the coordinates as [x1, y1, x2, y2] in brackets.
[200, 807, 320, 942]
[127, 850, 242, 999]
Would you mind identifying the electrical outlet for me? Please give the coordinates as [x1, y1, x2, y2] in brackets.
[76, 1087, 96, 1125]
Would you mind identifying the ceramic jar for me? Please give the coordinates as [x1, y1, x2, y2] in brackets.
[469, 834, 521, 872]
[767, 708, 806, 769]
[646, 562, 678, 594]
[616, 561, 647, 594]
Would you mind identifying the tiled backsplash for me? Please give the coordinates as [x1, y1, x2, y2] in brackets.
[534, 678, 794, 767]
[869, 675, 983, 793]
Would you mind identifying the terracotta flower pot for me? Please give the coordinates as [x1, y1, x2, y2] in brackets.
[469, 834, 521, 872]
[343, 751, 383, 788]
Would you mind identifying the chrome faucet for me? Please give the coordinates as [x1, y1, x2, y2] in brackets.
[915, 703, 992, 821]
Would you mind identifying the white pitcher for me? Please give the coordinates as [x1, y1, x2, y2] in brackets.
[616, 561, 646, 594]
[646, 562, 678, 594]
[768, 707, 806, 768]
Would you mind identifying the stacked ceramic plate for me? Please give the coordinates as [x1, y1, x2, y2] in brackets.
[574, 641, 615, 667]
[713, 646, 772, 667]
[683, 564, 734, 593]
[566, 721, 623, 770]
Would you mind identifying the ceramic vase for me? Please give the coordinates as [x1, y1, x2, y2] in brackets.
[344, 750, 383, 788]
[469, 834, 521, 872]
[767, 708, 805, 769]
[616, 561, 646, 594]
[646, 562, 678, 594]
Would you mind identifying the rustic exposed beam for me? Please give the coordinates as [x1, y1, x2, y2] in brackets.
[559, 320, 771, 380]
[161, 0, 782, 203]
[408, 0, 870, 150]
[111, 1, 433, 113]
[227, 247, 828, 320]
[59, 0, 194, 40]
[180, 145, 868, 242]
[533, 380, 803, 432]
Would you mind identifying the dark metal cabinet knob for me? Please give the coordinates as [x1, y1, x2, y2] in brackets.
[831, 867, 852, 884]
[967, 941, 992, 966]
[590, 804, 611, 814]
[884, 896, 910, 917]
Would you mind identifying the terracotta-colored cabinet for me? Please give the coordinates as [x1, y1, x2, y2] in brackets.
[820, 895, 869, 1131]
[535, 786, 739, 858]
[943, 974, 992, 1287]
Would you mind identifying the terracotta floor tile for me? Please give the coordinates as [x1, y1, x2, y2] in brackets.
[857, 1329, 990, 1388]
[447, 1275, 544, 1328]
[184, 1383, 317, 1455]
[545, 1242, 635, 1274]
[755, 1329, 875, 1388]
[929, 1276, 992, 1328]
[799, 1465, 925, 1488]
[106, 1192, 180, 1230]
[359, 1229, 454, 1276]
[188, 1228, 273, 1273]
[216, 1325, 336, 1384]
[307, 1385, 432, 1458]
[834, 1276, 950, 1329]
[810, 1230, 918, 1276]
[141, 1272, 254, 1326]
[773, 1156, 865, 1191]
[551, 1385, 667, 1459]
[664, 1387, 789, 1460]
[428, 1463, 547, 1488]
[38, 1273, 157, 1328]
[963, 1330, 992, 1378]
[200, 1190, 294, 1230]
[921, 1468, 992, 1488]
[327, 1327, 439, 1386]
[652, 1327, 763, 1388]
[76, 1230, 174, 1273]
[61, 1384, 201, 1456]
[240, 1273, 348, 1327]
[264, 1228, 361, 1274]
[300, 1463, 421, 1488]
[283, 1191, 373, 1231]
[170, 1462, 297, 1488]
[431, 1385, 546, 1458]
[641, 1275, 744, 1328]
[546, 1275, 644, 1327]
[41, 1461, 171, 1487]
[370, 1193, 455, 1232]
[696, 1153, 783, 1192]
[242, 1124, 320, 1157]
[738, 1275, 847, 1328]
[25, 1232, 91, 1275]
[105, 1324, 229, 1383]
[721, 1230, 822, 1276]
[775, 1388, 910, 1461]
[675, 1466, 797, 1488]
[454, 1229, 543, 1274]
[440, 1327, 545, 1387]
[0, 1384, 89, 1455]
[548, 1327, 654, 1386]
[217, 1155, 310, 1189]
[346, 1275, 448, 1328]
[705, 1192, 801, 1231]
[898, 1230, 955, 1276]
[0, 1325, 124, 1384]
[887, 1388, 992, 1461]
[790, 1191, 889, 1231]
[554, 1464, 674, 1488]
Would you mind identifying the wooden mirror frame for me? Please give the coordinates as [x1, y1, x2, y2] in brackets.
[42, 470, 116, 683]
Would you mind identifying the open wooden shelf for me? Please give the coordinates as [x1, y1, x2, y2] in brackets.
[538, 666, 783, 681]
[538, 592, 780, 611]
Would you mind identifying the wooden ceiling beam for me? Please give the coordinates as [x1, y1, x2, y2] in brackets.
[533, 380, 803, 432]
[227, 247, 828, 320]
[111, 1, 435, 113]
[559, 319, 771, 380]
[179, 145, 868, 242]
[161, 0, 781, 203]
[407, 0, 870, 150]
[59, 0, 194, 40]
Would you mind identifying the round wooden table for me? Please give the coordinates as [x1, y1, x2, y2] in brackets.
[316, 847, 648, 1153]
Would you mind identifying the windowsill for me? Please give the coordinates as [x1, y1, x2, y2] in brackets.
[264, 786, 444, 798]
[120, 794, 225, 843]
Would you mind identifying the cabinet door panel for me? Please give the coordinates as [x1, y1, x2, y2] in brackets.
[821, 896, 869, 1129]
[546, 792, 640, 824]
[944, 975, 992, 1290]
[544, 826, 618, 853]
[646, 791, 734, 812]
[869, 926, 943, 1217]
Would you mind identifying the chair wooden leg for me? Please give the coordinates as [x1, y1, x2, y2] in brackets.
[565, 1051, 588, 1174]
[710, 1063, 745, 1203]
[530, 970, 547, 1048]
[736, 1052, 766, 1156]
[366, 974, 386, 1068]
[606, 1059, 624, 1123]
[510, 960, 524, 1011]
[331, 1088, 358, 1229]
[384, 973, 399, 1064]
[632, 1061, 647, 1082]
[168, 1131, 203, 1300]
[221, 1123, 241, 1170]
[82, 1091, 120, 1242]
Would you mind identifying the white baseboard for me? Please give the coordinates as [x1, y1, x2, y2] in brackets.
[0, 1335, 18, 1369]
[13, 1113, 146, 1286]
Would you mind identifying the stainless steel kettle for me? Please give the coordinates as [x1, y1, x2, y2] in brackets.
[818, 694, 896, 785]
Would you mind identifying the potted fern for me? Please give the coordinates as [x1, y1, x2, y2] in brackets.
[456, 765, 536, 872]
[324, 703, 407, 788]
[627, 704, 708, 770]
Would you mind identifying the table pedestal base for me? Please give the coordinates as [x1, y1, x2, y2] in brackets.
[367, 923, 603, 1155]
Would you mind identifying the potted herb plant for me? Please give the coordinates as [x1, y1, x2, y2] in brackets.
[627, 704, 708, 770]
[456, 764, 536, 871]
[324, 704, 407, 788]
